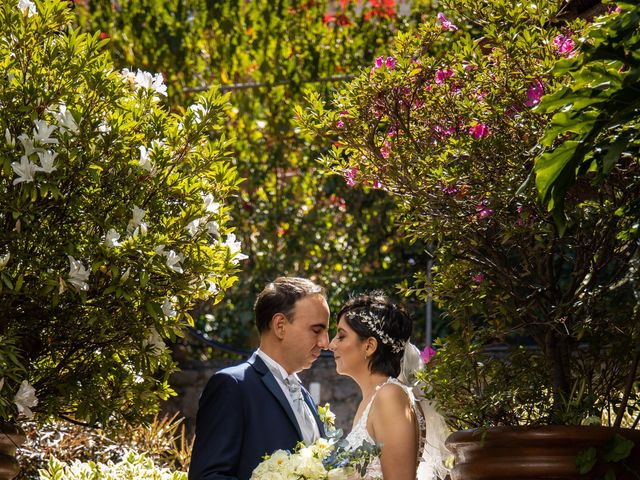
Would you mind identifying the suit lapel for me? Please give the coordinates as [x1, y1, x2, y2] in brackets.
[249, 353, 303, 441]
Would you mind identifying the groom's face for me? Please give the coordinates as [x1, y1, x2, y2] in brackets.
[281, 294, 330, 373]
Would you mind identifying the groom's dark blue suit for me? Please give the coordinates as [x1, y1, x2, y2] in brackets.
[188, 352, 324, 480]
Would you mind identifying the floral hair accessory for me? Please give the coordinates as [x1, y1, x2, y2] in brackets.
[346, 310, 407, 353]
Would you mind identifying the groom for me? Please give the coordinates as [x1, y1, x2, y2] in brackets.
[188, 277, 330, 480]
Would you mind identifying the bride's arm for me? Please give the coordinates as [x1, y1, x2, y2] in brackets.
[369, 384, 418, 480]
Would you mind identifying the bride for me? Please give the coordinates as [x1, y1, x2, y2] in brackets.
[329, 291, 449, 480]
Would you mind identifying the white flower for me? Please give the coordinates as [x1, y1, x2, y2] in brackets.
[121, 67, 136, 86]
[32, 119, 58, 145]
[151, 72, 167, 96]
[133, 69, 167, 97]
[328, 467, 356, 480]
[18, 134, 38, 156]
[120, 266, 131, 282]
[255, 120, 267, 130]
[138, 145, 154, 172]
[67, 255, 90, 291]
[55, 103, 78, 133]
[136, 222, 148, 236]
[5, 128, 15, 147]
[311, 437, 332, 460]
[206, 280, 219, 296]
[164, 250, 184, 273]
[161, 299, 176, 318]
[127, 206, 146, 234]
[0, 252, 8, 270]
[98, 122, 111, 134]
[293, 451, 325, 479]
[144, 328, 165, 352]
[206, 221, 219, 236]
[189, 103, 207, 124]
[36, 150, 58, 173]
[11, 155, 38, 185]
[186, 218, 203, 236]
[397, 0, 412, 17]
[353, 0, 365, 17]
[104, 228, 121, 248]
[224, 233, 249, 264]
[17, 0, 36, 16]
[14, 380, 38, 419]
[154, 244, 166, 255]
[202, 193, 221, 214]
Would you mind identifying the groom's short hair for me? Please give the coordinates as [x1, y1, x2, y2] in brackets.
[254, 277, 326, 333]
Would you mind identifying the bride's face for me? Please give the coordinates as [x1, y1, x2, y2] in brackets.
[329, 317, 368, 376]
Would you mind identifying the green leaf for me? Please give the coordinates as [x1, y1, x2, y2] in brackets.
[603, 434, 634, 463]
[535, 140, 579, 205]
[576, 447, 597, 474]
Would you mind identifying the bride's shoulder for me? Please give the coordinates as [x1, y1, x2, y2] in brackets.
[371, 380, 411, 412]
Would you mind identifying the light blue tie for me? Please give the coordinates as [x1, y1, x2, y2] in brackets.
[284, 375, 318, 444]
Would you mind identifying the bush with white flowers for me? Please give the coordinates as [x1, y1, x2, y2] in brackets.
[0, 0, 243, 426]
[40, 451, 187, 480]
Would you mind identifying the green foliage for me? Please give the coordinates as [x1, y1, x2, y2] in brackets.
[576, 434, 637, 479]
[0, 0, 240, 426]
[419, 336, 551, 430]
[73, 0, 435, 346]
[39, 452, 186, 480]
[302, 0, 640, 427]
[535, 2, 640, 230]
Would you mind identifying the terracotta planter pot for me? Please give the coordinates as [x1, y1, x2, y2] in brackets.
[446, 425, 640, 480]
[0, 423, 26, 480]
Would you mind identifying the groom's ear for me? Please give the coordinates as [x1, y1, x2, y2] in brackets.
[272, 313, 287, 340]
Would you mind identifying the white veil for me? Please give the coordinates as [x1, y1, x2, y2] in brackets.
[397, 343, 451, 480]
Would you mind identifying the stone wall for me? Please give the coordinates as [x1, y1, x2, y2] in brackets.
[161, 353, 361, 436]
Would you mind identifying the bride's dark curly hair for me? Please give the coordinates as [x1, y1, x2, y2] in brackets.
[337, 291, 413, 377]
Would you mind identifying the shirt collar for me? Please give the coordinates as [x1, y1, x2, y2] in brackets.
[256, 348, 300, 382]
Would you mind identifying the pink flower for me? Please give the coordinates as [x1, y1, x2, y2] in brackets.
[553, 34, 575, 56]
[336, 119, 345, 128]
[375, 56, 385, 69]
[475, 201, 493, 218]
[434, 125, 455, 138]
[380, 141, 390, 158]
[525, 80, 544, 107]
[472, 273, 485, 284]
[442, 184, 458, 195]
[420, 346, 437, 363]
[345, 167, 358, 187]
[475, 89, 488, 102]
[385, 56, 397, 70]
[436, 12, 458, 31]
[469, 123, 490, 139]
[372, 179, 384, 189]
[435, 69, 454, 85]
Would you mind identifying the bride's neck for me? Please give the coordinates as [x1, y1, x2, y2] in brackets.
[355, 372, 390, 400]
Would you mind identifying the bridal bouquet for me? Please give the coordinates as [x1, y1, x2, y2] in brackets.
[251, 405, 379, 480]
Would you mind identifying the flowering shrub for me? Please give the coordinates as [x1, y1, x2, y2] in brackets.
[301, 0, 639, 426]
[74, 0, 439, 348]
[0, 0, 242, 426]
[40, 451, 186, 480]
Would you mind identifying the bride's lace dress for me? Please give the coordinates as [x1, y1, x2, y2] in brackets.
[345, 377, 426, 480]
